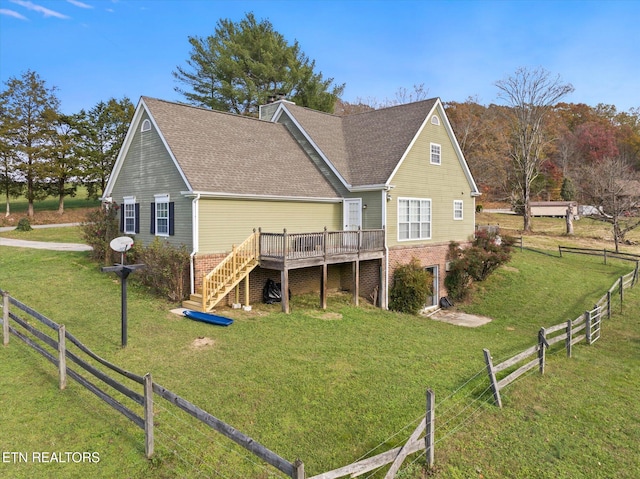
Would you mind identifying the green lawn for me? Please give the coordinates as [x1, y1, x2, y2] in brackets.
[0, 226, 85, 243]
[4, 187, 100, 214]
[1, 244, 638, 478]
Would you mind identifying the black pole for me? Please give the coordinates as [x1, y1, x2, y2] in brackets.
[101, 263, 143, 349]
[113, 266, 133, 348]
[121, 272, 128, 347]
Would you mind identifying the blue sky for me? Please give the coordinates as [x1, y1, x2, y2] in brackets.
[1, 0, 638, 115]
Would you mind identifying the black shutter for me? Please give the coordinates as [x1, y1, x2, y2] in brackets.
[150, 203, 155, 234]
[169, 202, 175, 236]
[119, 206, 124, 232]
[134, 203, 140, 234]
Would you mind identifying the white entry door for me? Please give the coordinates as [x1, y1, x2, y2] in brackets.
[343, 198, 362, 231]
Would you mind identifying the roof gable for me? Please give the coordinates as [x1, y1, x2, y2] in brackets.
[276, 99, 478, 194]
[108, 97, 341, 200]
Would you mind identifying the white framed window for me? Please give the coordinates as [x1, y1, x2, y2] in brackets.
[430, 143, 441, 165]
[398, 198, 431, 241]
[123, 196, 137, 234]
[141, 119, 151, 132]
[454, 200, 463, 220]
[431, 115, 440, 126]
[154, 194, 170, 236]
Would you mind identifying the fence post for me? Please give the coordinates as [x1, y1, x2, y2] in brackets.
[619, 275, 624, 310]
[2, 291, 9, 346]
[293, 458, 305, 479]
[585, 310, 592, 345]
[603, 249, 607, 265]
[425, 388, 435, 468]
[558, 245, 562, 257]
[566, 319, 573, 358]
[538, 328, 547, 374]
[483, 349, 502, 408]
[58, 325, 67, 390]
[144, 373, 154, 459]
[607, 291, 612, 319]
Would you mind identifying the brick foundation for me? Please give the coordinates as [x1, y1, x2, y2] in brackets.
[388, 241, 472, 303]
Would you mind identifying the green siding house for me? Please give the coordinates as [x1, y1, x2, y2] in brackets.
[104, 96, 480, 312]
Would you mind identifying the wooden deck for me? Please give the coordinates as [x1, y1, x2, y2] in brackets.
[258, 228, 385, 270]
[257, 228, 386, 313]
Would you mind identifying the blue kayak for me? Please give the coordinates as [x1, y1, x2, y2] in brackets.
[183, 310, 234, 326]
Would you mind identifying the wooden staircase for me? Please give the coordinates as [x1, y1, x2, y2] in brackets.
[182, 232, 259, 312]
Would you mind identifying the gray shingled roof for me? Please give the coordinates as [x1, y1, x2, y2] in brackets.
[284, 99, 438, 186]
[142, 97, 340, 198]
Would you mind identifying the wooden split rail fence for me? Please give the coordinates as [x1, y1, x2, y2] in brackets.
[1, 286, 435, 479]
[0, 289, 304, 478]
[483, 264, 637, 408]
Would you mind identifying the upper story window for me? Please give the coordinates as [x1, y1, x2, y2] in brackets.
[454, 200, 463, 220]
[122, 196, 139, 234]
[141, 119, 151, 132]
[398, 198, 431, 241]
[430, 143, 441, 165]
[431, 115, 440, 126]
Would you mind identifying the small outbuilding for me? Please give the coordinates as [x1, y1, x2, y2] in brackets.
[530, 201, 578, 218]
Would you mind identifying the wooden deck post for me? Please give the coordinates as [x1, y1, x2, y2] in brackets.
[244, 274, 250, 307]
[58, 325, 67, 390]
[281, 269, 290, 314]
[380, 259, 387, 309]
[321, 264, 327, 310]
[352, 260, 359, 306]
[2, 291, 8, 346]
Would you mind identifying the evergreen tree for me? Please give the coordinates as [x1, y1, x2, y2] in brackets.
[0, 70, 60, 217]
[173, 12, 344, 115]
[74, 97, 134, 199]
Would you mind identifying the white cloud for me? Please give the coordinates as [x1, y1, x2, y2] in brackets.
[10, 0, 69, 19]
[0, 8, 28, 20]
[67, 0, 93, 8]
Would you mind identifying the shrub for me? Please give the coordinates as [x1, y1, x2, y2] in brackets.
[445, 231, 514, 302]
[466, 230, 513, 281]
[444, 242, 473, 303]
[81, 203, 120, 264]
[476, 204, 483, 213]
[132, 238, 190, 302]
[389, 258, 433, 314]
[16, 217, 32, 231]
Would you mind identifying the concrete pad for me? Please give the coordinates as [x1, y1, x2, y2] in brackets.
[428, 309, 492, 327]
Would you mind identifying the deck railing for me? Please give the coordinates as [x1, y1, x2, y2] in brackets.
[259, 227, 385, 261]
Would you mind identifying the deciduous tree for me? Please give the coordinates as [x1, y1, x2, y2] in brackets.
[495, 67, 574, 231]
[578, 156, 640, 252]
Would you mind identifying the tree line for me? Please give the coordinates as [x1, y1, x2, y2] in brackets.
[2, 12, 639, 246]
[0, 70, 133, 217]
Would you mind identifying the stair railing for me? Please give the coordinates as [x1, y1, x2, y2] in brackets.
[202, 231, 259, 311]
